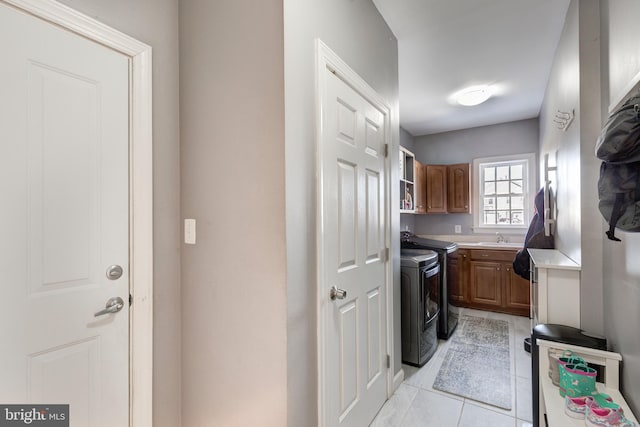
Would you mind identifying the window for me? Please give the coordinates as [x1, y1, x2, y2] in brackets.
[472, 153, 536, 231]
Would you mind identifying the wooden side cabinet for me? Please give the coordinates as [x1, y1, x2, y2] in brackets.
[504, 265, 531, 315]
[447, 163, 470, 213]
[449, 249, 467, 304]
[414, 160, 427, 214]
[425, 164, 447, 213]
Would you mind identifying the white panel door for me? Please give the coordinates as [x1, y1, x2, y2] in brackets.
[0, 4, 130, 426]
[321, 69, 388, 426]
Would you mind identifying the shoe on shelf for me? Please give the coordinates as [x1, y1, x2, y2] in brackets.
[564, 396, 589, 419]
[585, 403, 636, 427]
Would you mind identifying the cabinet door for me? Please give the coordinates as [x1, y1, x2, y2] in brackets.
[469, 261, 502, 308]
[503, 264, 530, 316]
[414, 160, 426, 214]
[425, 165, 447, 213]
[449, 249, 468, 304]
[447, 163, 470, 213]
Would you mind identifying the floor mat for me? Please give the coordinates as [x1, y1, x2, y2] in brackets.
[432, 315, 512, 410]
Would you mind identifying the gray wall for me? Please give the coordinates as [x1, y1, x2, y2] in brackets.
[54, 1, 182, 426]
[180, 1, 287, 426]
[410, 119, 539, 236]
[538, 0, 604, 335]
[602, 0, 640, 415]
[284, 1, 399, 425]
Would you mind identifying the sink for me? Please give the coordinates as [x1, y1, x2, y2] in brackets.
[476, 242, 522, 248]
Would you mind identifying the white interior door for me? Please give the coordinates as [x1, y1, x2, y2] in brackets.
[320, 59, 389, 426]
[0, 4, 130, 426]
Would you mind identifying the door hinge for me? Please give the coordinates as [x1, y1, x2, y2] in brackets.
[129, 293, 132, 307]
[384, 144, 389, 158]
[384, 247, 389, 262]
[386, 354, 391, 369]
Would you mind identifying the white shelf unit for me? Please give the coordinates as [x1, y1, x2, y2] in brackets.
[529, 249, 581, 329]
[399, 147, 415, 213]
[537, 339, 638, 427]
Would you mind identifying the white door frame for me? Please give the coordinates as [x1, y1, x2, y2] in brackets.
[1, 0, 154, 425]
[315, 39, 394, 426]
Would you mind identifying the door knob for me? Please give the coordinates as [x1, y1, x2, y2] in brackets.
[330, 286, 347, 300]
[94, 297, 125, 317]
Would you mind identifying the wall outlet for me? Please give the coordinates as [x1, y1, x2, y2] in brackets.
[454, 224, 462, 234]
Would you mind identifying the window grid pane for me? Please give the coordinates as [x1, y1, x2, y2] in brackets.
[480, 159, 528, 226]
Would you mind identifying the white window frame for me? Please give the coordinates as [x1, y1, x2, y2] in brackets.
[472, 153, 536, 234]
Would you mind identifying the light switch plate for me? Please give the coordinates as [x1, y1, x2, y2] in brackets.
[184, 219, 196, 244]
[454, 224, 462, 234]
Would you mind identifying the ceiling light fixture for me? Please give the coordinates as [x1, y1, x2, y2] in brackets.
[455, 85, 492, 106]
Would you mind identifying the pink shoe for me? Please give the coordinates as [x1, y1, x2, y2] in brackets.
[564, 396, 588, 419]
[586, 405, 636, 427]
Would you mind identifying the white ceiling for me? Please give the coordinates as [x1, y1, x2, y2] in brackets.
[372, 0, 571, 136]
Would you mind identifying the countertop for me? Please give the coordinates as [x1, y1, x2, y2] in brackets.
[415, 234, 524, 251]
[455, 242, 523, 250]
[528, 248, 581, 270]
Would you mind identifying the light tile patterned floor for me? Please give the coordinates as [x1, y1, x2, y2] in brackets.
[371, 308, 533, 427]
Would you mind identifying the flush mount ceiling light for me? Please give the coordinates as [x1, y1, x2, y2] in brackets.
[454, 85, 492, 106]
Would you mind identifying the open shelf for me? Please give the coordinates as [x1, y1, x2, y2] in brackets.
[400, 147, 415, 213]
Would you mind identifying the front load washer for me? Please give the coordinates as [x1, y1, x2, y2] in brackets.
[401, 232, 459, 340]
[400, 249, 440, 366]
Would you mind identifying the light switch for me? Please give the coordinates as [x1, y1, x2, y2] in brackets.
[184, 219, 196, 244]
[454, 224, 462, 234]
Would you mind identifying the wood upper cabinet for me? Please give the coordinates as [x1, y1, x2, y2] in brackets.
[455, 248, 530, 316]
[447, 163, 470, 213]
[425, 164, 447, 213]
[419, 163, 470, 214]
[414, 160, 427, 214]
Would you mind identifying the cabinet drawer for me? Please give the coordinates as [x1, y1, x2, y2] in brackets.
[470, 249, 516, 262]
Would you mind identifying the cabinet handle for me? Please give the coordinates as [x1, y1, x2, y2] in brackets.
[463, 254, 467, 258]
[506, 268, 510, 272]
[465, 205, 468, 208]
[497, 267, 501, 271]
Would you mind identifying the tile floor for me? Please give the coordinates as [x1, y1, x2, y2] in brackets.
[371, 308, 533, 427]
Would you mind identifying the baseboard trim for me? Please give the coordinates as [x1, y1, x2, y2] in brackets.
[392, 368, 404, 392]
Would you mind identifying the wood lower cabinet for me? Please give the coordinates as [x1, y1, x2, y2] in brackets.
[449, 249, 467, 304]
[453, 248, 530, 316]
[504, 265, 531, 315]
[469, 260, 503, 308]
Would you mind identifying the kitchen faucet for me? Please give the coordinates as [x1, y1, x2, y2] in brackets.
[496, 232, 506, 243]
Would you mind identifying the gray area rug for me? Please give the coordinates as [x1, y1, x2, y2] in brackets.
[433, 315, 512, 410]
